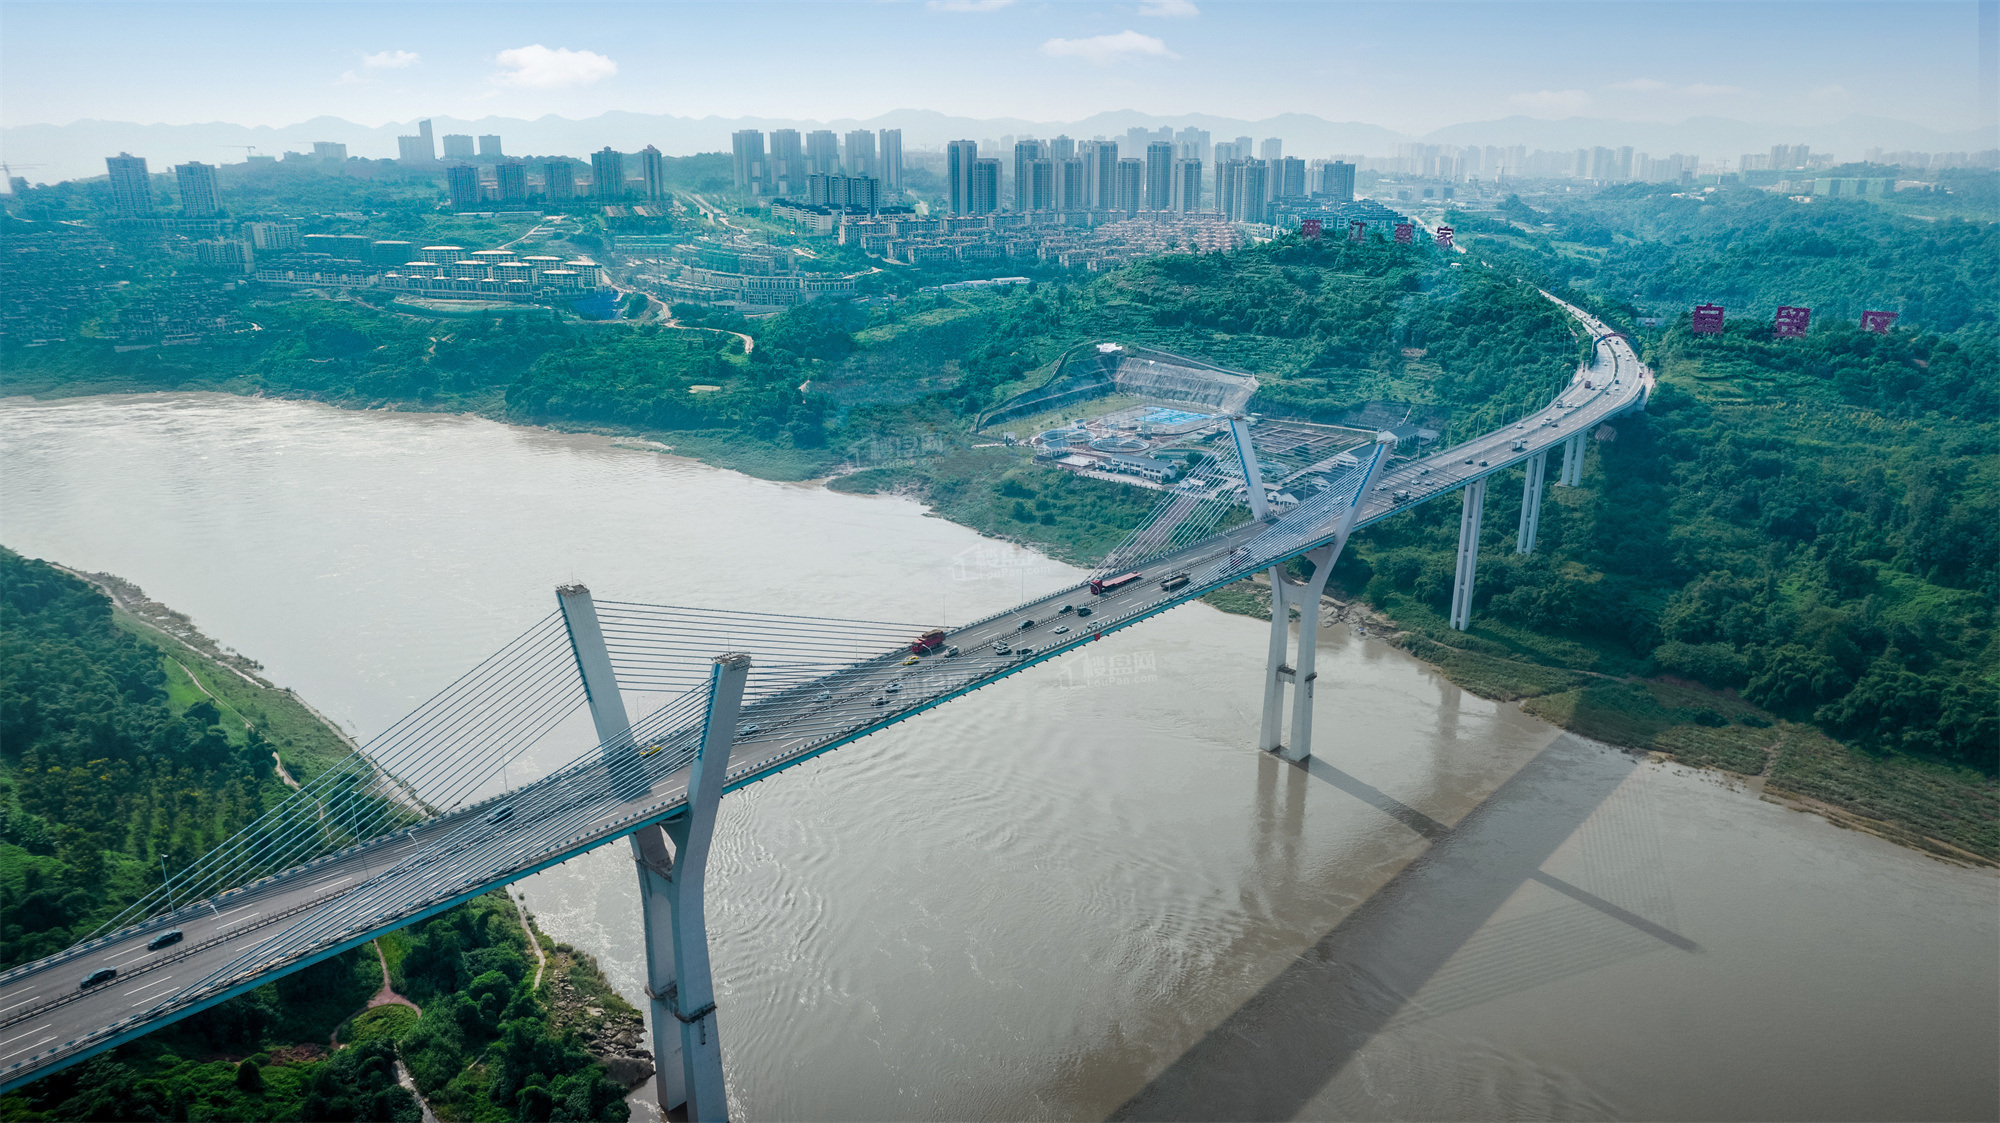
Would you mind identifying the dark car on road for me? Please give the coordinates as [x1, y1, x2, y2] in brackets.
[147, 929, 184, 952]
[80, 967, 117, 990]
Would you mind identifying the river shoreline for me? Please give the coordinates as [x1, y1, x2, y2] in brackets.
[8, 384, 1991, 866]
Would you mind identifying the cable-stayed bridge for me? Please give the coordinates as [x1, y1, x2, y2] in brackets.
[0, 294, 1650, 1117]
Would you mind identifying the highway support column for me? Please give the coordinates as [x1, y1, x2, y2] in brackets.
[1258, 431, 1397, 762]
[1449, 479, 1485, 631]
[1556, 433, 1585, 488]
[1516, 450, 1546, 555]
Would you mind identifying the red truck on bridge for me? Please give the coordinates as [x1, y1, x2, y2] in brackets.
[1090, 572, 1142, 595]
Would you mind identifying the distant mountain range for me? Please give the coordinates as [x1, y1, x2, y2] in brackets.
[3, 109, 1990, 184]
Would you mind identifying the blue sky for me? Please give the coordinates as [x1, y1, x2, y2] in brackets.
[2, 1, 1990, 133]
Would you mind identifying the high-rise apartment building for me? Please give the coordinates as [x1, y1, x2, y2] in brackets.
[1114, 158, 1144, 215]
[1051, 134, 1076, 161]
[806, 130, 840, 176]
[1013, 139, 1046, 210]
[1212, 141, 1240, 166]
[877, 128, 902, 191]
[542, 160, 575, 200]
[105, 153, 152, 217]
[244, 222, 300, 251]
[1217, 160, 1242, 218]
[947, 140, 980, 215]
[173, 161, 220, 216]
[1320, 160, 1355, 202]
[479, 135, 503, 157]
[1082, 140, 1118, 210]
[808, 173, 881, 212]
[446, 164, 481, 210]
[1234, 162, 1269, 223]
[1269, 156, 1305, 200]
[592, 147, 625, 199]
[1171, 160, 1202, 212]
[312, 141, 347, 162]
[1025, 159, 1054, 212]
[970, 158, 1000, 215]
[1259, 138, 1282, 160]
[732, 130, 766, 192]
[844, 130, 876, 179]
[419, 119, 434, 159]
[637, 145, 667, 202]
[1176, 126, 1211, 164]
[1054, 157, 1084, 211]
[769, 129, 803, 195]
[396, 135, 432, 164]
[442, 134, 476, 159]
[1770, 144, 1809, 169]
[1234, 136, 1253, 157]
[1145, 142, 1174, 210]
[496, 161, 527, 204]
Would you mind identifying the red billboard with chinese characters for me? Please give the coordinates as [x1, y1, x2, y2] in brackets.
[1393, 223, 1414, 244]
[1861, 310, 1899, 334]
[1691, 304, 1725, 334]
[1301, 218, 1322, 240]
[1774, 306, 1811, 337]
[1434, 225, 1454, 248]
[1348, 220, 1367, 242]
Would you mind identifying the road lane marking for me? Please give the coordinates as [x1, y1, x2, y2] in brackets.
[310, 876, 354, 892]
[0, 995, 42, 1014]
[0, 1033, 57, 1061]
[109, 944, 157, 962]
[0, 1024, 54, 1052]
[119, 976, 176, 997]
[211, 903, 255, 920]
[216, 912, 261, 930]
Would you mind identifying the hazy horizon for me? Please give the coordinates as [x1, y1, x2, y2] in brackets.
[4, 1, 1995, 135]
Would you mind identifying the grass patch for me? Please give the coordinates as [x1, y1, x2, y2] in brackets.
[1766, 726, 1997, 862]
[338, 1004, 419, 1047]
[113, 611, 355, 783]
[1201, 580, 1271, 621]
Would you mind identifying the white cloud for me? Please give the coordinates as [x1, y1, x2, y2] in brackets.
[1683, 83, 1745, 98]
[361, 50, 420, 70]
[1605, 77, 1667, 91]
[1509, 88, 1591, 115]
[492, 44, 618, 88]
[1137, 0, 1200, 17]
[1040, 29, 1177, 65]
[927, 0, 1014, 10]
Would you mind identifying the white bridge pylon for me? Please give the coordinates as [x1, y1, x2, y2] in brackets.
[561, 585, 740, 1123]
[1247, 432, 1397, 763]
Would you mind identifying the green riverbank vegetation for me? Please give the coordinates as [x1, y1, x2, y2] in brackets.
[0, 553, 640, 1121]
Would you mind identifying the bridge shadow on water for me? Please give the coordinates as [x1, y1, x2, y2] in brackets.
[1111, 734, 1698, 1122]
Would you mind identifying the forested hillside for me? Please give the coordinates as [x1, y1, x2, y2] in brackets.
[0, 553, 634, 1121]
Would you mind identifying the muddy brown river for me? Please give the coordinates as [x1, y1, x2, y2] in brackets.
[3, 392, 1993, 1121]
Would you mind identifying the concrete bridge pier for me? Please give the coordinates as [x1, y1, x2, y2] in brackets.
[1556, 433, 1586, 487]
[559, 584, 746, 1121]
[1449, 479, 1486, 631]
[635, 654, 749, 1123]
[1257, 432, 1397, 761]
[1516, 450, 1546, 554]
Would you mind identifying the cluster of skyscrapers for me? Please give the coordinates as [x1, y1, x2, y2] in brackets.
[939, 134, 1349, 223]
[731, 127, 904, 198]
